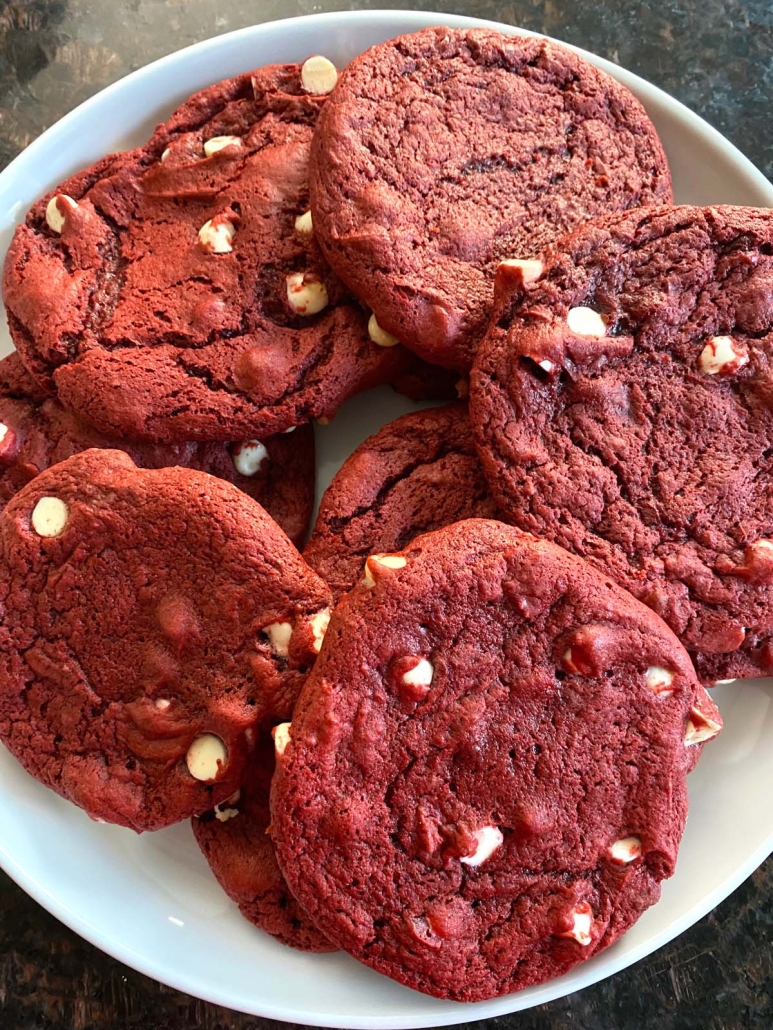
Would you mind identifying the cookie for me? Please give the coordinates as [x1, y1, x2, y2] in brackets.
[471, 204, 773, 684]
[0, 352, 315, 547]
[193, 732, 334, 952]
[309, 27, 672, 371]
[304, 404, 498, 598]
[3, 61, 414, 443]
[0, 449, 331, 831]
[272, 520, 721, 1000]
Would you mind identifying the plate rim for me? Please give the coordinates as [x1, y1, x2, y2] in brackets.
[0, 9, 771, 1027]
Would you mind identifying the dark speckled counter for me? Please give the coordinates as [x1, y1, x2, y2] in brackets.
[0, 1, 771, 1027]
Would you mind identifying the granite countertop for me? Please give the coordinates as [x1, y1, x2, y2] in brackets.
[0, 1, 771, 1027]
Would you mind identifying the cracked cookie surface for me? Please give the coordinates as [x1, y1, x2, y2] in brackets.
[304, 404, 498, 598]
[0, 449, 330, 831]
[309, 27, 672, 372]
[471, 204, 773, 684]
[2, 64, 411, 443]
[271, 519, 720, 1001]
[0, 352, 315, 546]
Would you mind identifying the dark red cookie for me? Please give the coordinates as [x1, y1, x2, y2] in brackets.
[0, 449, 331, 831]
[193, 732, 334, 952]
[0, 352, 315, 547]
[309, 27, 672, 371]
[304, 404, 498, 598]
[3, 61, 414, 443]
[471, 204, 773, 684]
[272, 520, 721, 1001]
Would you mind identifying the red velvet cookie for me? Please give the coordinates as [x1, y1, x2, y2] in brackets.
[272, 520, 721, 1001]
[304, 404, 498, 598]
[193, 732, 334, 952]
[471, 205, 773, 684]
[0, 449, 331, 831]
[3, 61, 413, 443]
[309, 27, 672, 371]
[0, 352, 315, 547]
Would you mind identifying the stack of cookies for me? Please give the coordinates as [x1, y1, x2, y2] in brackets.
[5, 24, 770, 1002]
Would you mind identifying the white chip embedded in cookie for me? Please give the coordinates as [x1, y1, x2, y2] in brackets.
[301, 55, 338, 95]
[232, 440, 268, 477]
[460, 825, 503, 867]
[368, 314, 400, 348]
[204, 136, 243, 157]
[31, 496, 68, 537]
[698, 335, 749, 376]
[567, 307, 606, 337]
[45, 194, 77, 234]
[362, 553, 407, 587]
[286, 272, 328, 315]
[186, 734, 227, 781]
[198, 217, 236, 253]
[294, 210, 313, 233]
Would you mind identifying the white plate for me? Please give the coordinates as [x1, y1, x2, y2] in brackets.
[0, 10, 771, 1028]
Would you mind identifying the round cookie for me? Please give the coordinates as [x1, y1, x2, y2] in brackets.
[0, 352, 315, 547]
[272, 520, 721, 1001]
[304, 404, 498, 598]
[471, 204, 773, 684]
[3, 61, 414, 443]
[309, 27, 672, 371]
[0, 449, 331, 831]
[193, 732, 334, 952]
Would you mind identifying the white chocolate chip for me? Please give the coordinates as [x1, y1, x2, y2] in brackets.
[160, 148, 171, 163]
[567, 307, 606, 338]
[203, 135, 242, 157]
[460, 825, 503, 867]
[283, 426, 297, 434]
[309, 607, 331, 654]
[368, 313, 399, 348]
[401, 658, 434, 689]
[558, 904, 593, 946]
[608, 836, 642, 864]
[362, 553, 408, 588]
[286, 272, 328, 315]
[214, 789, 241, 822]
[698, 335, 749, 376]
[300, 55, 338, 95]
[198, 218, 236, 254]
[714, 678, 737, 686]
[0, 423, 8, 443]
[684, 707, 722, 746]
[561, 647, 581, 674]
[273, 722, 291, 756]
[31, 496, 69, 538]
[264, 621, 292, 658]
[499, 258, 544, 283]
[155, 699, 171, 711]
[294, 210, 313, 233]
[232, 440, 268, 477]
[186, 734, 227, 781]
[538, 359, 555, 372]
[45, 194, 77, 234]
[645, 666, 675, 698]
